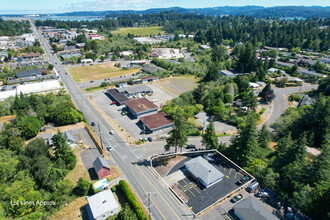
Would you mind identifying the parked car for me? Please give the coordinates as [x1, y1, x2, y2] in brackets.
[256, 191, 269, 198]
[186, 144, 196, 149]
[1, 86, 7, 91]
[109, 130, 115, 135]
[90, 122, 95, 126]
[147, 137, 153, 142]
[107, 146, 113, 151]
[90, 80, 94, 83]
[247, 181, 259, 193]
[230, 194, 243, 203]
[236, 176, 249, 185]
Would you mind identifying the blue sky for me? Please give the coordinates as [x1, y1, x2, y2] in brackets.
[1, 0, 329, 14]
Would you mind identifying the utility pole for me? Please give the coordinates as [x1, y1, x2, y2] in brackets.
[144, 192, 156, 220]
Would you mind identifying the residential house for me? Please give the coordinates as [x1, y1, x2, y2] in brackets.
[76, 43, 86, 48]
[199, 45, 211, 50]
[23, 52, 40, 59]
[86, 190, 120, 220]
[298, 68, 323, 77]
[267, 68, 279, 74]
[298, 95, 314, 108]
[93, 156, 111, 179]
[231, 197, 278, 220]
[64, 130, 79, 145]
[64, 46, 79, 53]
[37, 132, 53, 146]
[125, 98, 158, 118]
[119, 51, 133, 58]
[90, 35, 101, 40]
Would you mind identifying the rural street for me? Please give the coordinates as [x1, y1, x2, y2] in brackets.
[30, 21, 192, 220]
[263, 84, 318, 128]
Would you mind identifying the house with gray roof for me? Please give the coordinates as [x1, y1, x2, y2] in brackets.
[86, 190, 120, 220]
[184, 156, 224, 188]
[232, 197, 279, 220]
[93, 156, 111, 179]
[37, 132, 53, 146]
[64, 130, 79, 144]
[15, 68, 47, 79]
[298, 95, 314, 108]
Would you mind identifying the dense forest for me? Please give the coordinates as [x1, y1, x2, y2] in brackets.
[55, 6, 330, 18]
[36, 14, 330, 52]
[0, 19, 32, 36]
[0, 93, 86, 218]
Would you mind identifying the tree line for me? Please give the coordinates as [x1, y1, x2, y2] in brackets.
[0, 19, 32, 36]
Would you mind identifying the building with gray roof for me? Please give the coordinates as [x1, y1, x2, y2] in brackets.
[232, 197, 279, 220]
[87, 190, 120, 220]
[93, 156, 111, 179]
[117, 84, 152, 96]
[64, 130, 79, 144]
[15, 68, 47, 79]
[184, 156, 225, 188]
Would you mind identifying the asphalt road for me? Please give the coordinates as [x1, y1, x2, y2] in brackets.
[263, 84, 318, 129]
[30, 21, 192, 220]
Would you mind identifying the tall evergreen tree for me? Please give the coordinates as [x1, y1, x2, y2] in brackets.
[164, 108, 188, 153]
[202, 118, 218, 149]
[258, 124, 271, 148]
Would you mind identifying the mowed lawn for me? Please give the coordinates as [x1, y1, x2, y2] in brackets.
[156, 76, 198, 95]
[68, 62, 140, 82]
[111, 26, 164, 36]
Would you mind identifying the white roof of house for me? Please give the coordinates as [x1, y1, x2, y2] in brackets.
[185, 156, 224, 186]
[87, 190, 119, 219]
[0, 80, 61, 100]
[249, 82, 261, 88]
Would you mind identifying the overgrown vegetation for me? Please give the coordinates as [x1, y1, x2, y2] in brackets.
[0, 19, 32, 36]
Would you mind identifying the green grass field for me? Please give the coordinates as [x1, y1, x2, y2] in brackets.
[111, 26, 165, 36]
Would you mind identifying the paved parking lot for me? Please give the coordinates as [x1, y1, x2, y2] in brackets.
[168, 154, 245, 214]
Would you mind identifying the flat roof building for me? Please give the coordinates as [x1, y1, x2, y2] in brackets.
[87, 190, 120, 220]
[140, 112, 174, 132]
[184, 156, 225, 188]
[106, 89, 129, 105]
[125, 98, 158, 118]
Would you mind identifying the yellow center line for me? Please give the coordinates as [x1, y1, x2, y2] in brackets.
[182, 179, 196, 197]
[135, 164, 181, 220]
[177, 182, 190, 200]
[130, 163, 166, 220]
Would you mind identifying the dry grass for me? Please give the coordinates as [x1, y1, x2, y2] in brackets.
[51, 196, 87, 220]
[111, 26, 164, 36]
[155, 76, 197, 96]
[65, 148, 91, 183]
[153, 155, 186, 177]
[106, 166, 122, 181]
[0, 115, 15, 123]
[68, 62, 141, 82]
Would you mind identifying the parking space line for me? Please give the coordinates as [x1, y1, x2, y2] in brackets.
[177, 182, 190, 200]
[182, 179, 196, 197]
[234, 171, 238, 178]
[229, 168, 233, 175]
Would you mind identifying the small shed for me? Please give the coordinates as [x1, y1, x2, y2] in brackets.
[93, 156, 111, 179]
[87, 190, 120, 220]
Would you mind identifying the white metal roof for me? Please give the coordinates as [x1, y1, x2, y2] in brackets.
[87, 190, 119, 219]
[0, 80, 61, 100]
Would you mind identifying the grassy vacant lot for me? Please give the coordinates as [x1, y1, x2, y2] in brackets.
[156, 76, 198, 96]
[111, 26, 164, 36]
[68, 62, 140, 82]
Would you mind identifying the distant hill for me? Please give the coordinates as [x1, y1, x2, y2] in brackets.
[55, 6, 330, 18]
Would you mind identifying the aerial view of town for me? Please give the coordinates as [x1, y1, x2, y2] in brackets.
[0, 0, 329, 220]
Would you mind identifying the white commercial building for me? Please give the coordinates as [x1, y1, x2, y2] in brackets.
[0, 80, 61, 100]
[150, 48, 184, 59]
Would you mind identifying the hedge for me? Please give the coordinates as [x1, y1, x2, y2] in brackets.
[118, 180, 147, 220]
[259, 108, 266, 115]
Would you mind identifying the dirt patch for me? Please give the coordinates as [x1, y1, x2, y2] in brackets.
[65, 148, 91, 183]
[269, 142, 277, 151]
[171, 183, 188, 203]
[0, 115, 15, 123]
[87, 96, 136, 145]
[153, 155, 185, 177]
[51, 196, 87, 220]
[68, 62, 141, 82]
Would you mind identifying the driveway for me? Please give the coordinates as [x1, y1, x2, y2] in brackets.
[262, 84, 318, 129]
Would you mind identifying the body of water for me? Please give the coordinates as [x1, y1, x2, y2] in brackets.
[1, 16, 102, 21]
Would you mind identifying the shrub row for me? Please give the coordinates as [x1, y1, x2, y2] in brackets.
[259, 108, 266, 115]
[118, 180, 147, 220]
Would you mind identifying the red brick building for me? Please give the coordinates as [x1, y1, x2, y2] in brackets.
[93, 156, 111, 179]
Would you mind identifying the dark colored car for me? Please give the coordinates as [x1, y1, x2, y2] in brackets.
[147, 137, 153, 142]
[90, 122, 95, 126]
[230, 194, 243, 203]
[186, 144, 196, 149]
[236, 176, 249, 185]
[90, 80, 94, 83]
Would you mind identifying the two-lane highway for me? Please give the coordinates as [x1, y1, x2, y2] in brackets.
[29, 21, 192, 220]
